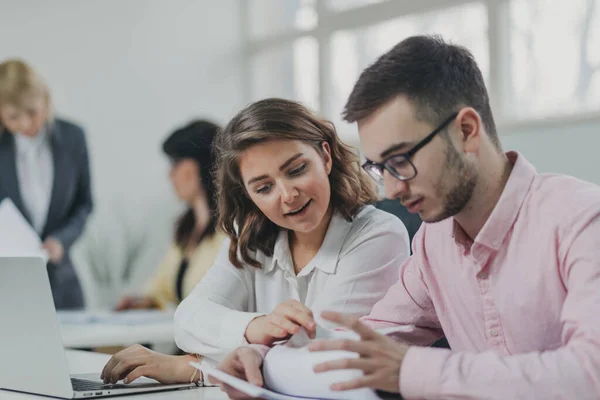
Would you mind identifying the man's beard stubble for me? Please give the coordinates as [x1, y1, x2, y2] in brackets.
[427, 140, 477, 223]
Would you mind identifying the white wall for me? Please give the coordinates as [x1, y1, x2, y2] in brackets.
[0, 0, 245, 306]
[500, 118, 600, 185]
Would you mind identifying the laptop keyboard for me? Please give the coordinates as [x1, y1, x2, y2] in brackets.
[71, 378, 107, 391]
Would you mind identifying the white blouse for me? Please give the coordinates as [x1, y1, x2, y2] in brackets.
[174, 205, 410, 363]
[14, 128, 54, 235]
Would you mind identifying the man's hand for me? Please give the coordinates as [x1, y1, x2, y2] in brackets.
[100, 344, 196, 384]
[308, 311, 409, 394]
[210, 346, 266, 399]
[42, 237, 64, 264]
[244, 299, 316, 345]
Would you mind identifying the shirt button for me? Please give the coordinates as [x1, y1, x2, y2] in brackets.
[490, 329, 499, 337]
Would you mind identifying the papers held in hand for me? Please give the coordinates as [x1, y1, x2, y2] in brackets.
[191, 325, 411, 400]
[0, 198, 48, 261]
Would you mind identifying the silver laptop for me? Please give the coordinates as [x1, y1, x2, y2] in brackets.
[0, 257, 199, 398]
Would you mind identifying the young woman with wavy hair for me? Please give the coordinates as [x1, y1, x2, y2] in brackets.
[100, 98, 409, 385]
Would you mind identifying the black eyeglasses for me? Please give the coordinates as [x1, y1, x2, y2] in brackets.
[362, 112, 459, 184]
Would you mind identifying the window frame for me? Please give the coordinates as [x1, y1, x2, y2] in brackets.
[242, 0, 600, 143]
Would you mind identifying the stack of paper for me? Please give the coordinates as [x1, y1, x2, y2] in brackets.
[262, 328, 381, 400]
[193, 325, 411, 400]
[191, 364, 302, 399]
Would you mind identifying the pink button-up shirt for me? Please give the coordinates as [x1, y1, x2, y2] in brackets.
[363, 151, 600, 399]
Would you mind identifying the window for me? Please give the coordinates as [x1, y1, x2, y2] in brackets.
[328, 2, 488, 138]
[246, 0, 600, 142]
[247, 0, 317, 40]
[250, 37, 319, 111]
[508, 0, 600, 119]
[325, 0, 385, 12]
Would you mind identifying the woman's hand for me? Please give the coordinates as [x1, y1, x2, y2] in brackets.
[100, 344, 197, 384]
[114, 296, 157, 311]
[42, 237, 64, 264]
[210, 346, 266, 399]
[244, 299, 316, 345]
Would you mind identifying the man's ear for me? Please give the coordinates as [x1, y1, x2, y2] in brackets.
[456, 107, 482, 154]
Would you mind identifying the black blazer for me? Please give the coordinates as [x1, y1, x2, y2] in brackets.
[0, 118, 93, 309]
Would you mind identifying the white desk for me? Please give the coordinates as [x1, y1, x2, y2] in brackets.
[0, 350, 229, 400]
[58, 311, 176, 352]
[60, 322, 175, 349]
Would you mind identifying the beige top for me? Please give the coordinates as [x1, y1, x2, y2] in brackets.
[144, 231, 227, 309]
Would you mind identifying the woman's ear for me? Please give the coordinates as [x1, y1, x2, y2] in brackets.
[321, 141, 333, 175]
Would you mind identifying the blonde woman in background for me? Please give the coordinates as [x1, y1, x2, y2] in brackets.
[115, 120, 227, 311]
[0, 59, 93, 309]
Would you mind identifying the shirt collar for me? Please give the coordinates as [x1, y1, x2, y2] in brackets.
[453, 151, 536, 250]
[264, 210, 353, 276]
[14, 126, 48, 154]
[264, 230, 292, 274]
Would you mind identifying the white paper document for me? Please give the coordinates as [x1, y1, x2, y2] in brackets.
[192, 325, 411, 400]
[263, 328, 381, 400]
[0, 198, 48, 261]
[191, 363, 303, 400]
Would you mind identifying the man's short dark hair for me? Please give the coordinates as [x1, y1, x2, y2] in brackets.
[343, 35, 500, 149]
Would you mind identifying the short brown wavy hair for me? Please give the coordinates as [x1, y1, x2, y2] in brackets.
[215, 98, 378, 269]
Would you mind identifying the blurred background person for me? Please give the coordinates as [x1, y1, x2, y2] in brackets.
[0, 59, 93, 310]
[115, 120, 226, 311]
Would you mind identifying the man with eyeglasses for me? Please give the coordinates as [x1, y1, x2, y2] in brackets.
[214, 35, 600, 399]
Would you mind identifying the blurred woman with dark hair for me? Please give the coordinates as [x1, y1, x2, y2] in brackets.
[115, 120, 226, 310]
